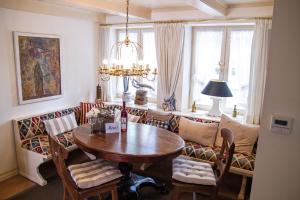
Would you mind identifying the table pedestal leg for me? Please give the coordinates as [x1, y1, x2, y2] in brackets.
[118, 162, 168, 199]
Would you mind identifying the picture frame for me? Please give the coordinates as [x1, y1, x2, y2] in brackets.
[13, 32, 63, 104]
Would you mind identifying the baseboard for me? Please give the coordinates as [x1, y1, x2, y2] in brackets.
[0, 169, 18, 182]
[19, 170, 47, 186]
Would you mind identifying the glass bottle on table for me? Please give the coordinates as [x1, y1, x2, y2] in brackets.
[121, 101, 128, 133]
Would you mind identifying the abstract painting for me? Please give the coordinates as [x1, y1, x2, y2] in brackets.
[14, 32, 63, 104]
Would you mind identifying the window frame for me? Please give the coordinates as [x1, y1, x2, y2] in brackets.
[190, 25, 254, 115]
[113, 28, 157, 102]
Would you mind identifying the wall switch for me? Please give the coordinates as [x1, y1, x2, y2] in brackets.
[270, 114, 293, 134]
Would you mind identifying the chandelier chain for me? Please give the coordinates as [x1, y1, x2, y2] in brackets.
[126, 0, 129, 37]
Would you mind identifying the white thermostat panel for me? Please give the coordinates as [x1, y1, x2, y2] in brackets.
[270, 114, 294, 134]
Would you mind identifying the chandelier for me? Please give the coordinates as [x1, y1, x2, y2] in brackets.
[98, 0, 157, 82]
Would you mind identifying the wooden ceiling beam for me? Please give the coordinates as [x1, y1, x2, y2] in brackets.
[186, 0, 228, 17]
[39, 0, 152, 20]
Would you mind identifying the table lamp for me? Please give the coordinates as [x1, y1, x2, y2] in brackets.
[201, 80, 233, 117]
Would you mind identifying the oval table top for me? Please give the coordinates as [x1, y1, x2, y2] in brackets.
[73, 122, 185, 163]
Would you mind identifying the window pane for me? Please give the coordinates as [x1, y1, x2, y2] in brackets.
[142, 31, 157, 98]
[192, 30, 223, 106]
[116, 32, 138, 95]
[226, 30, 254, 110]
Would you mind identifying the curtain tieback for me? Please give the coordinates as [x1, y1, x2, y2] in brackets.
[162, 93, 176, 111]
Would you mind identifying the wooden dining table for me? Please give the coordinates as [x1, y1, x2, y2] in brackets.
[73, 122, 185, 199]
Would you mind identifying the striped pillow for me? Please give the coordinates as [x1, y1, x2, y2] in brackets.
[68, 159, 122, 189]
[80, 102, 104, 125]
[44, 113, 78, 136]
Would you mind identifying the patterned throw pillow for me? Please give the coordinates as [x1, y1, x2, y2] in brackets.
[44, 113, 78, 136]
[145, 109, 173, 130]
[80, 102, 104, 124]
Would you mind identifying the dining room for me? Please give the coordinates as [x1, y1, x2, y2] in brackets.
[0, 0, 300, 200]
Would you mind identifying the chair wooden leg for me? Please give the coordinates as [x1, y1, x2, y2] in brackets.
[237, 176, 247, 200]
[193, 192, 197, 200]
[97, 194, 104, 200]
[111, 187, 118, 200]
[171, 186, 181, 200]
[63, 187, 69, 200]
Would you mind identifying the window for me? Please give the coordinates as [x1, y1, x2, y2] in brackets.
[191, 27, 254, 113]
[115, 29, 157, 101]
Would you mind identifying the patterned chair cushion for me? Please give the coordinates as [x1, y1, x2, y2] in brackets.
[68, 159, 122, 189]
[21, 131, 75, 156]
[17, 108, 79, 140]
[182, 141, 255, 171]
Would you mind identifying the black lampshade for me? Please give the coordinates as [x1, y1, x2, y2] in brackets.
[201, 80, 233, 97]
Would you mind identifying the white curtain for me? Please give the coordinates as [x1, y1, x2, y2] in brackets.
[99, 27, 116, 101]
[154, 23, 185, 110]
[246, 19, 272, 124]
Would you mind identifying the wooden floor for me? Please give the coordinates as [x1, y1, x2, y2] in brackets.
[0, 175, 36, 200]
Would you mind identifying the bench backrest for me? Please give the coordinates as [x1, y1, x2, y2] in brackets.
[16, 106, 81, 141]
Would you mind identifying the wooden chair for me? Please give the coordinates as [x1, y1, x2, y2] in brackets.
[49, 135, 120, 200]
[171, 128, 235, 200]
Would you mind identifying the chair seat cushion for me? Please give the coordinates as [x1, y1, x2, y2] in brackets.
[182, 141, 255, 171]
[21, 131, 76, 156]
[172, 156, 216, 186]
[68, 159, 122, 189]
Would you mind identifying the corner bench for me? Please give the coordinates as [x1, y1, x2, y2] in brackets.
[13, 106, 81, 186]
[13, 103, 255, 199]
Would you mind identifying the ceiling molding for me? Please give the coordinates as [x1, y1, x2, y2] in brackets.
[39, 0, 151, 20]
[186, 0, 228, 16]
[0, 0, 105, 22]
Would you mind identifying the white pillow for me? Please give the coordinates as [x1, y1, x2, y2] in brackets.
[215, 114, 259, 155]
[44, 113, 78, 136]
[179, 117, 218, 147]
[114, 109, 140, 123]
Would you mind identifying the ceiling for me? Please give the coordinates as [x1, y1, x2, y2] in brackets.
[108, 0, 274, 9]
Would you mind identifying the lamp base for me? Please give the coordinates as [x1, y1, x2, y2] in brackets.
[122, 92, 131, 103]
[208, 97, 222, 117]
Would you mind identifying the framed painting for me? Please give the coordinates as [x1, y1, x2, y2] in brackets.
[13, 32, 63, 104]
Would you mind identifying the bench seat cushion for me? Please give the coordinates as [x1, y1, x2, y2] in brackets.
[21, 131, 75, 156]
[182, 141, 255, 171]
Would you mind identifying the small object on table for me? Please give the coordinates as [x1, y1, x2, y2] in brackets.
[134, 89, 148, 105]
[232, 105, 238, 118]
[191, 101, 197, 112]
[87, 116, 97, 136]
[96, 108, 115, 133]
[86, 108, 100, 136]
[121, 101, 128, 133]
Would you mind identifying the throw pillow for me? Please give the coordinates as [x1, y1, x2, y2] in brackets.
[145, 109, 173, 130]
[146, 109, 173, 122]
[80, 102, 104, 124]
[44, 113, 78, 136]
[179, 117, 218, 147]
[114, 109, 140, 123]
[215, 114, 259, 155]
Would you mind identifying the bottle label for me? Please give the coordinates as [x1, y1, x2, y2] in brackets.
[121, 117, 127, 130]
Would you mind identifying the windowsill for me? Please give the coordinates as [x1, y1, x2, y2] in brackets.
[104, 100, 245, 123]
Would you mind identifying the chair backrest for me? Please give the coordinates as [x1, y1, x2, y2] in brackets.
[48, 135, 78, 189]
[213, 128, 235, 185]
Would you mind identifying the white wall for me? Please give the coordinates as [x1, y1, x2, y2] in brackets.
[250, 0, 300, 199]
[0, 8, 99, 180]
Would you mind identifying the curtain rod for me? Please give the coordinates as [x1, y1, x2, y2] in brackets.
[99, 16, 272, 27]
